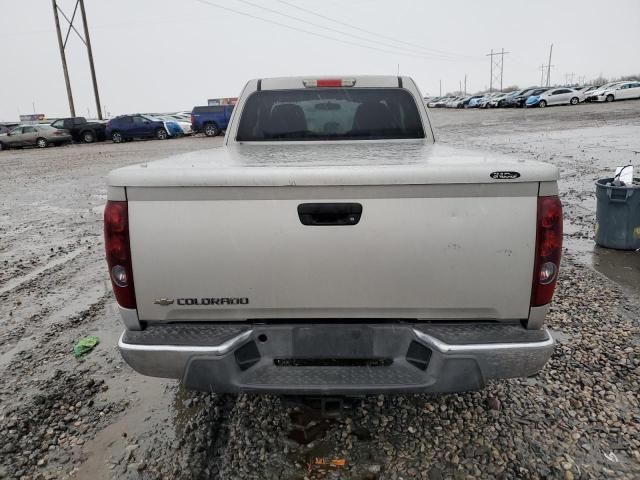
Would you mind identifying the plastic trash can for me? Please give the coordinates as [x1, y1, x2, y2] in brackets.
[595, 177, 640, 250]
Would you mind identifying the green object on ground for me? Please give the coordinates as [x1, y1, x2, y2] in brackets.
[74, 335, 99, 358]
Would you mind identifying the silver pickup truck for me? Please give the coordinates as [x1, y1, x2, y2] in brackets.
[105, 75, 562, 395]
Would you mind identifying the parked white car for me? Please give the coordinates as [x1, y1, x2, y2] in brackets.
[585, 82, 628, 101]
[591, 81, 640, 102]
[445, 96, 464, 108]
[477, 92, 502, 108]
[427, 97, 451, 108]
[526, 88, 583, 107]
[487, 92, 512, 108]
[159, 115, 192, 135]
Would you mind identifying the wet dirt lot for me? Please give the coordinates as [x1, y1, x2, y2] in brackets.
[1, 101, 639, 480]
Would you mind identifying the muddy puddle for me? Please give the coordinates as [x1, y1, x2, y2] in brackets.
[567, 236, 640, 294]
[591, 246, 640, 294]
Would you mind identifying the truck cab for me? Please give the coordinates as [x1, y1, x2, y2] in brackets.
[190, 105, 235, 137]
[50, 116, 106, 143]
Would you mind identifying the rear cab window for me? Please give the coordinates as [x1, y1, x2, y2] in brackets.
[236, 88, 425, 141]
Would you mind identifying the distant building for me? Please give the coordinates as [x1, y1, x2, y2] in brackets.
[207, 97, 237, 106]
[19, 114, 46, 124]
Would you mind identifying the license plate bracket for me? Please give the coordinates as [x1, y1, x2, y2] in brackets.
[293, 325, 374, 357]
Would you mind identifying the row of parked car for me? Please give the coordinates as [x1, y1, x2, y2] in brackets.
[426, 79, 640, 109]
[104, 105, 235, 142]
[0, 104, 236, 150]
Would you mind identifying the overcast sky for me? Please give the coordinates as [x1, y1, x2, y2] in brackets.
[1, 0, 639, 121]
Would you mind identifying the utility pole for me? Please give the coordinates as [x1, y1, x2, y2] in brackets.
[486, 48, 510, 92]
[488, 49, 493, 92]
[51, 0, 102, 119]
[540, 63, 554, 86]
[79, 0, 103, 119]
[546, 44, 553, 87]
[499, 48, 505, 91]
[459, 80, 462, 95]
[464, 74, 467, 95]
[52, 0, 75, 116]
[439, 80, 442, 96]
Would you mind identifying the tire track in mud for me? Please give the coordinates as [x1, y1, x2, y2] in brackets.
[0, 292, 120, 480]
[0, 251, 107, 352]
[0, 291, 110, 376]
[0, 248, 86, 298]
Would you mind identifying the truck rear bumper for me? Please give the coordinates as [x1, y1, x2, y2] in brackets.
[118, 322, 554, 395]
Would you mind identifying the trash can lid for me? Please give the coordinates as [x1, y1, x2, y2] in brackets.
[595, 177, 640, 189]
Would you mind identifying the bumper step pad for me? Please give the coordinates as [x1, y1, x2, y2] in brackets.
[413, 322, 549, 345]
[242, 364, 425, 386]
[123, 323, 249, 346]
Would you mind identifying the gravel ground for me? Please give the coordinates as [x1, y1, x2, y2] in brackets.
[1, 101, 639, 480]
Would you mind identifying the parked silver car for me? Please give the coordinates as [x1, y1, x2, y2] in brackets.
[526, 88, 584, 107]
[0, 124, 72, 150]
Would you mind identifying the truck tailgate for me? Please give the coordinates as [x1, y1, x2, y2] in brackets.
[128, 183, 537, 322]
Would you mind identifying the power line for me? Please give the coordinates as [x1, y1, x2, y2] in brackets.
[192, 0, 476, 61]
[274, 0, 480, 61]
[231, 0, 473, 61]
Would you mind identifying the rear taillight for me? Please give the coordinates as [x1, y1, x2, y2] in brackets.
[531, 196, 563, 307]
[104, 201, 136, 309]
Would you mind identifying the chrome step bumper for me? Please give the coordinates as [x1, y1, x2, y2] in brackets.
[118, 322, 554, 394]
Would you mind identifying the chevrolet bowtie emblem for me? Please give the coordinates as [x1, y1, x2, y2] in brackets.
[154, 298, 175, 306]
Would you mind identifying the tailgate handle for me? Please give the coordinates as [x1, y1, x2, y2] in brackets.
[297, 203, 362, 226]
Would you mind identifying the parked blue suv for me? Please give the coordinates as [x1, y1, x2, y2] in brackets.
[105, 114, 182, 143]
[191, 105, 234, 136]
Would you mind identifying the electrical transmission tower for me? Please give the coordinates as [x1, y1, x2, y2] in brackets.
[539, 63, 554, 87]
[486, 48, 509, 92]
[564, 72, 575, 85]
[52, 0, 102, 119]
